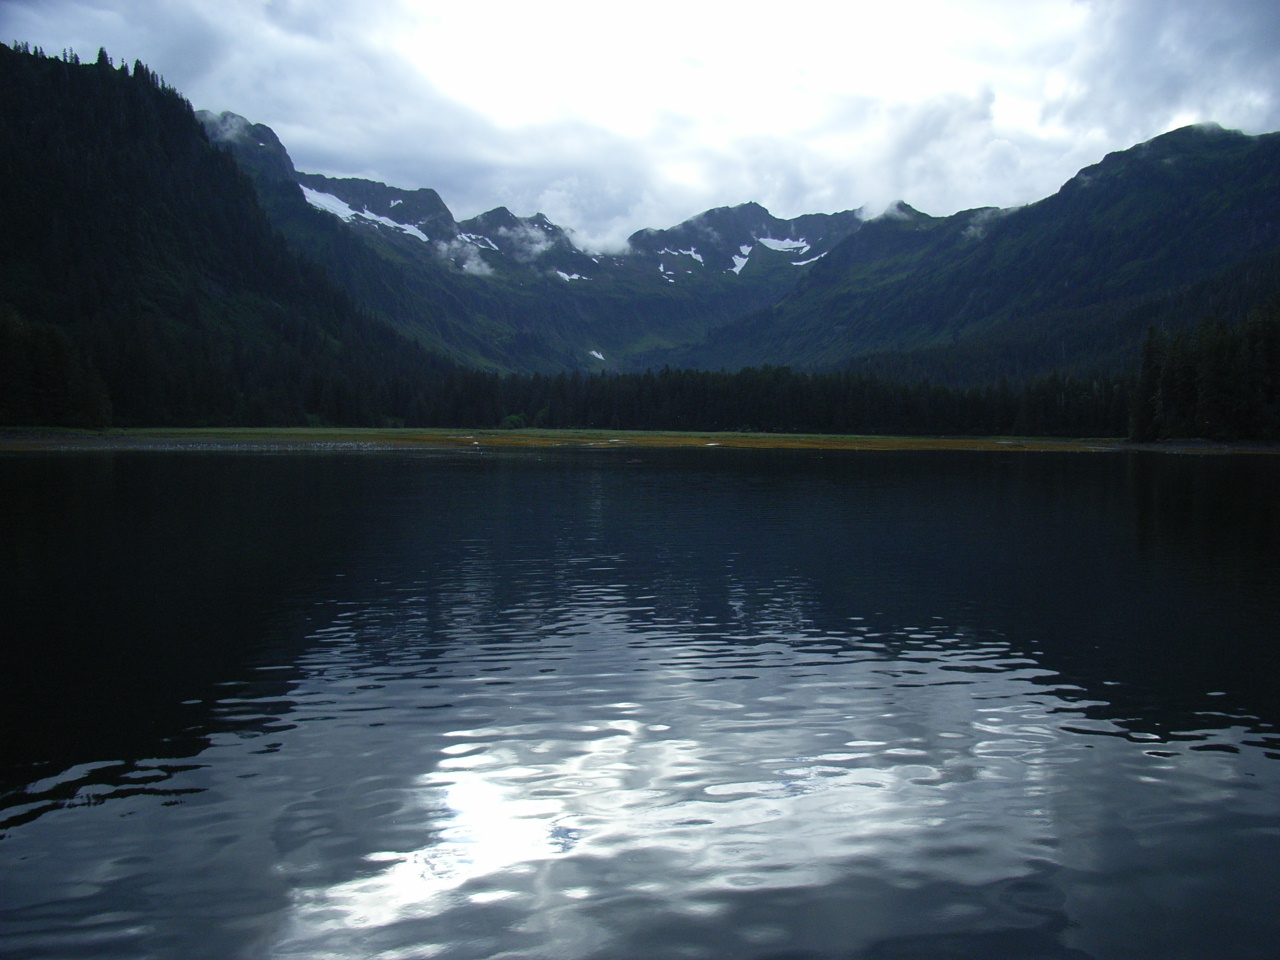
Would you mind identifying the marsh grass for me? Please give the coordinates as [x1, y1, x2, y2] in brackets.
[0, 426, 1129, 453]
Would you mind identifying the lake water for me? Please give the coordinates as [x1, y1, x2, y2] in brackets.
[2, 446, 1279, 960]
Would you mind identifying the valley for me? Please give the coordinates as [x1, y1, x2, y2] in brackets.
[2, 42, 1278, 439]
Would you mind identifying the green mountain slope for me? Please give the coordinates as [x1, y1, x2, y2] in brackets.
[202, 112, 864, 372]
[686, 125, 1280, 381]
[0, 44, 453, 426]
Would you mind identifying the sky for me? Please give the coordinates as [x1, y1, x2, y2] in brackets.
[3, 0, 1279, 251]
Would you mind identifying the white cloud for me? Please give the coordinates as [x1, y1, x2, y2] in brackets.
[3, 0, 1278, 247]
[434, 239, 494, 275]
[495, 222, 553, 262]
[1046, 0, 1280, 138]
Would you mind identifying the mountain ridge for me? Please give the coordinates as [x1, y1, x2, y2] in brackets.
[199, 108, 864, 372]
[686, 123, 1280, 379]
[201, 106, 1280, 383]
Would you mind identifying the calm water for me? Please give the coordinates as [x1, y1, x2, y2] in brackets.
[2, 447, 1279, 960]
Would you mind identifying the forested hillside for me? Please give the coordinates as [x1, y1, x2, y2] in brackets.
[0, 44, 453, 427]
[690, 126, 1280, 382]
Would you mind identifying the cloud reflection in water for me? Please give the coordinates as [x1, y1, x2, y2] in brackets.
[270, 590, 1101, 959]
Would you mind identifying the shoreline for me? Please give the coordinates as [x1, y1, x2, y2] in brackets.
[3, 426, 1274, 454]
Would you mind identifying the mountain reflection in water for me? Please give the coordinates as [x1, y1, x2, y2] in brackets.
[1, 448, 1278, 960]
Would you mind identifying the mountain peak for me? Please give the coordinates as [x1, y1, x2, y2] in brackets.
[459, 207, 522, 237]
[1060, 122, 1261, 196]
[197, 109, 297, 182]
[872, 200, 927, 222]
[625, 202, 863, 275]
[197, 109, 252, 144]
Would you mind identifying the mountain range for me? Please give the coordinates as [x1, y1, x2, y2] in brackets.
[198, 107, 865, 374]
[3, 43, 1279, 430]
[199, 108, 1280, 383]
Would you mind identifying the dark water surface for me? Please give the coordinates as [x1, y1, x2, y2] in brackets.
[2, 447, 1278, 960]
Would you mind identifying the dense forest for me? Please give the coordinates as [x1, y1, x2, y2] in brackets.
[1129, 305, 1280, 442]
[426, 365, 1131, 437]
[0, 43, 453, 428]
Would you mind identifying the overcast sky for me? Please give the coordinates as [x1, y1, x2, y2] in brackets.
[4, 0, 1279, 250]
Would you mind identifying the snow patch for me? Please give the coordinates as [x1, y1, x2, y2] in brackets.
[556, 271, 589, 281]
[395, 223, 429, 243]
[589, 350, 605, 360]
[729, 244, 754, 274]
[301, 186, 429, 242]
[458, 233, 500, 251]
[390, 199, 402, 208]
[792, 252, 828, 266]
[301, 186, 357, 219]
[758, 237, 810, 254]
[658, 246, 704, 264]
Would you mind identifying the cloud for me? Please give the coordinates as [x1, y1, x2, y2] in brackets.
[1, 0, 227, 78]
[1046, 0, 1280, 137]
[3, 0, 1279, 248]
[433, 239, 494, 276]
[495, 223, 554, 263]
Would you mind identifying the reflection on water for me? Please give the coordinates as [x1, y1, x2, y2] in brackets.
[1, 448, 1279, 960]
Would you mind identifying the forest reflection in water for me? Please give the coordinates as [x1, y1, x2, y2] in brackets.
[1, 447, 1278, 960]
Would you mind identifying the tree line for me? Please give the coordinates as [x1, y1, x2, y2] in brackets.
[1129, 306, 1280, 442]
[421, 365, 1130, 437]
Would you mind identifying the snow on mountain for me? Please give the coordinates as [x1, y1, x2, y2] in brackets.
[658, 247, 705, 264]
[792, 252, 827, 266]
[457, 233, 500, 251]
[628, 202, 862, 274]
[301, 186, 430, 242]
[757, 237, 811, 254]
[207, 110, 862, 288]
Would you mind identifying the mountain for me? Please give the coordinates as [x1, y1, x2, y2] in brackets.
[206, 108, 1280, 385]
[686, 124, 1280, 381]
[199, 110, 863, 372]
[627, 201, 861, 275]
[0, 45, 454, 427]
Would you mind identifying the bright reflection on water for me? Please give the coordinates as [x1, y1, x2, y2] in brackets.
[2, 448, 1279, 960]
